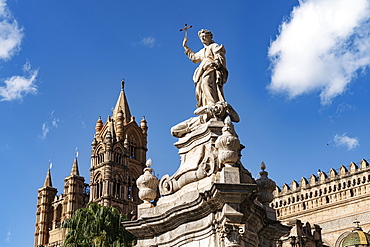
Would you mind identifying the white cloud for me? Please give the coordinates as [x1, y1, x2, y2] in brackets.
[334, 133, 359, 150]
[140, 36, 155, 48]
[40, 111, 60, 139]
[268, 0, 370, 105]
[336, 102, 356, 115]
[0, 61, 38, 101]
[5, 231, 11, 243]
[0, 0, 23, 60]
[0, 1, 38, 102]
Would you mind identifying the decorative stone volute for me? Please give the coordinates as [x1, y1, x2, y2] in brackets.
[136, 158, 159, 205]
[256, 161, 276, 205]
[215, 116, 240, 167]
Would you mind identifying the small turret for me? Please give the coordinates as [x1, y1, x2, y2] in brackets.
[95, 116, 103, 134]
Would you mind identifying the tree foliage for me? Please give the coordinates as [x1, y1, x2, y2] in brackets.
[61, 203, 135, 247]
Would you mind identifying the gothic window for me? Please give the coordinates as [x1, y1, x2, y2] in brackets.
[112, 173, 123, 199]
[93, 174, 103, 199]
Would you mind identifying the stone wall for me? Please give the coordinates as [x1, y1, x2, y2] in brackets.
[272, 159, 370, 246]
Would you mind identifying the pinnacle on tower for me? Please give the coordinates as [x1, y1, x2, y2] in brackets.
[112, 80, 132, 123]
[70, 157, 80, 176]
[44, 169, 53, 187]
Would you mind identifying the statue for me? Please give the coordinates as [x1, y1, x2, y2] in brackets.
[171, 29, 239, 138]
[182, 29, 228, 109]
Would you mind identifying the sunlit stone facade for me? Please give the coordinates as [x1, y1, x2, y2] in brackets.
[272, 159, 370, 247]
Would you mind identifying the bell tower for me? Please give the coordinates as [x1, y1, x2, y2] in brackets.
[34, 169, 57, 247]
[90, 80, 148, 215]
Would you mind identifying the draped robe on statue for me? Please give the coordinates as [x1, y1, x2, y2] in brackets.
[185, 42, 228, 108]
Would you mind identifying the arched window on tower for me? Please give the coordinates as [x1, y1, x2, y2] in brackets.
[93, 174, 103, 199]
[112, 173, 123, 199]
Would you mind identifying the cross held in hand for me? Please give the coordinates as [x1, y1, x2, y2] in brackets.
[180, 24, 192, 38]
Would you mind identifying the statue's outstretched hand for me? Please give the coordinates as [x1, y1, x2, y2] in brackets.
[183, 38, 188, 49]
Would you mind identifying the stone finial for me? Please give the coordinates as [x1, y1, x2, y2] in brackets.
[105, 129, 113, 151]
[115, 110, 124, 140]
[124, 135, 129, 149]
[91, 138, 97, 149]
[215, 116, 240, 167]
[256, 162, 276, 205]
[136, 158, 159, 205]
[140, 116, 148, 134]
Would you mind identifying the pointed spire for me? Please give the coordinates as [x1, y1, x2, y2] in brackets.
[44, 169, 53, 187]
[71, 158, 80, 176]
[112, 79, 132, 123]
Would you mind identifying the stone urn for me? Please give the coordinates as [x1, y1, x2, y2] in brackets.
[256, 161, 276, 205]
[136, 158, 159, 204]
[215, 116, 240, 167]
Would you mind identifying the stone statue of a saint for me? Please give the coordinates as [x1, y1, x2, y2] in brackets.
[171, 29, 239, 138]
[183, 29, 228, 109]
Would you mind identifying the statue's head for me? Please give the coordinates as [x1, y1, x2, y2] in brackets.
[198, 29, 213, 45]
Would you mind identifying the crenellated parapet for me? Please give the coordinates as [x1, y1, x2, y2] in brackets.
[272, 159, 370, 220]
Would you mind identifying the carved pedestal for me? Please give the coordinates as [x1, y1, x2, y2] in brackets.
[124, 121, 290, 247]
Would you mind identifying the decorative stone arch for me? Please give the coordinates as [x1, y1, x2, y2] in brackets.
[335, 231, 351, 247]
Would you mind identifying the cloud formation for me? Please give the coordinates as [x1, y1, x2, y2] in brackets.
[334, 133, 359, 150]
[40, 111, 60, 139]
[0, 1, 38, 102]
[268, 0, 370, 105]
[0, 0, 23, 60]
[5, 231, 11, 242]
[140, 36, 155, 48]
[0, 62, 38, 101]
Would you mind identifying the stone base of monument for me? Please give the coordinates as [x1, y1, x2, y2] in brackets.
[124, 118, 290, 247]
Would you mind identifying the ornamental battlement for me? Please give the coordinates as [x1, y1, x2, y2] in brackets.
[272, 158, 370, 220]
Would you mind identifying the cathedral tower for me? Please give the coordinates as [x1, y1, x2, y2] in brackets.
[89, 80, 148, 215]
[34, 81, 147, 246]
[34, 169, 57, 247]
[62, 157, 86, 221]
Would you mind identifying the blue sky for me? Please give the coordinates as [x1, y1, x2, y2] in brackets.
[1, 0, 370, 246]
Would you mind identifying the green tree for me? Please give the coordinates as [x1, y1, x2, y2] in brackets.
[61, 203, 135, 247]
